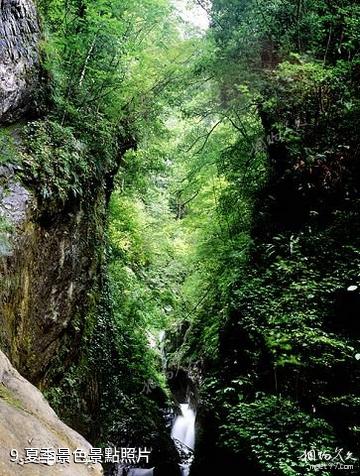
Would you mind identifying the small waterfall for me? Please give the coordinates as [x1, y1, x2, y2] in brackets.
[171, 404, 196, 450]
[171, 403, 196, 476]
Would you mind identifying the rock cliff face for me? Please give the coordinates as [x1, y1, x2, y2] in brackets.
[0, 0, 108, 387]
[0, 163, 106, 385]
[0, 350, 103, 476]
[0, 0, 40, 123]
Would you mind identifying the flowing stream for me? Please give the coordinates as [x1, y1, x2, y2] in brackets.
[171, 403, 196, 450]
[115, 331, 196, 476]
[171, 403, 196, 476]
[116, 403, 196, 476]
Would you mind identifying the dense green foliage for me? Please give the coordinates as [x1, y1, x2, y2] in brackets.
[168, 1, 360, 475]
[44, 0, 360, 472]
[3, 0, 360, 475]
[34, 5, 206, 474]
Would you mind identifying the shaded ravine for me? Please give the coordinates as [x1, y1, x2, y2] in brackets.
[112, 329, 197, 476]
[113, 398, 197, 476]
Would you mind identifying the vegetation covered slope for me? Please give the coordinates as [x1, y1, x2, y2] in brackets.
[169, 1, 360, 475]
[2, 1, 360, 476]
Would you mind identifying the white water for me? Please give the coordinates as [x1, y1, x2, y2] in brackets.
[171, 403, 196, 450]
[127, 469, 154, 476]
[179, 463, 191, 476]
[117, 468, 154, 476]
[171, 403, 196, 476]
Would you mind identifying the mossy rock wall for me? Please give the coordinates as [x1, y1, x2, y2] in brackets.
[0, 165, 107, 387]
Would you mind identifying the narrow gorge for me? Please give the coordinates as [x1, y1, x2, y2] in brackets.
[1, 1, 360, 476]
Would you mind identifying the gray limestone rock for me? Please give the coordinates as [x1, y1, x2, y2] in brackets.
[0, 350, 103, 476]
[0, 0, 40, 123]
